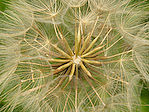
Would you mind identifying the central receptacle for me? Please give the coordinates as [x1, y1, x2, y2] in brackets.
[72, 55, 81, 65]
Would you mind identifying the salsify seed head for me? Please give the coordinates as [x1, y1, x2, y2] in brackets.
[0, 0, 148, 112]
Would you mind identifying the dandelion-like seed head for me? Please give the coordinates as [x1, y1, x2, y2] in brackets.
[0, 0, 148, 112]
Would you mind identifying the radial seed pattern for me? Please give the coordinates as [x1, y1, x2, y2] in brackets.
[0, 0, 148, 112]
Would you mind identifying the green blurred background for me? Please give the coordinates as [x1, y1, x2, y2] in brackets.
[0, 0, 149, 111]
[0, 0, 8, 11]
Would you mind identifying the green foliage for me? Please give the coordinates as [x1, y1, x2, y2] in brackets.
[0, 0, 10, 11]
